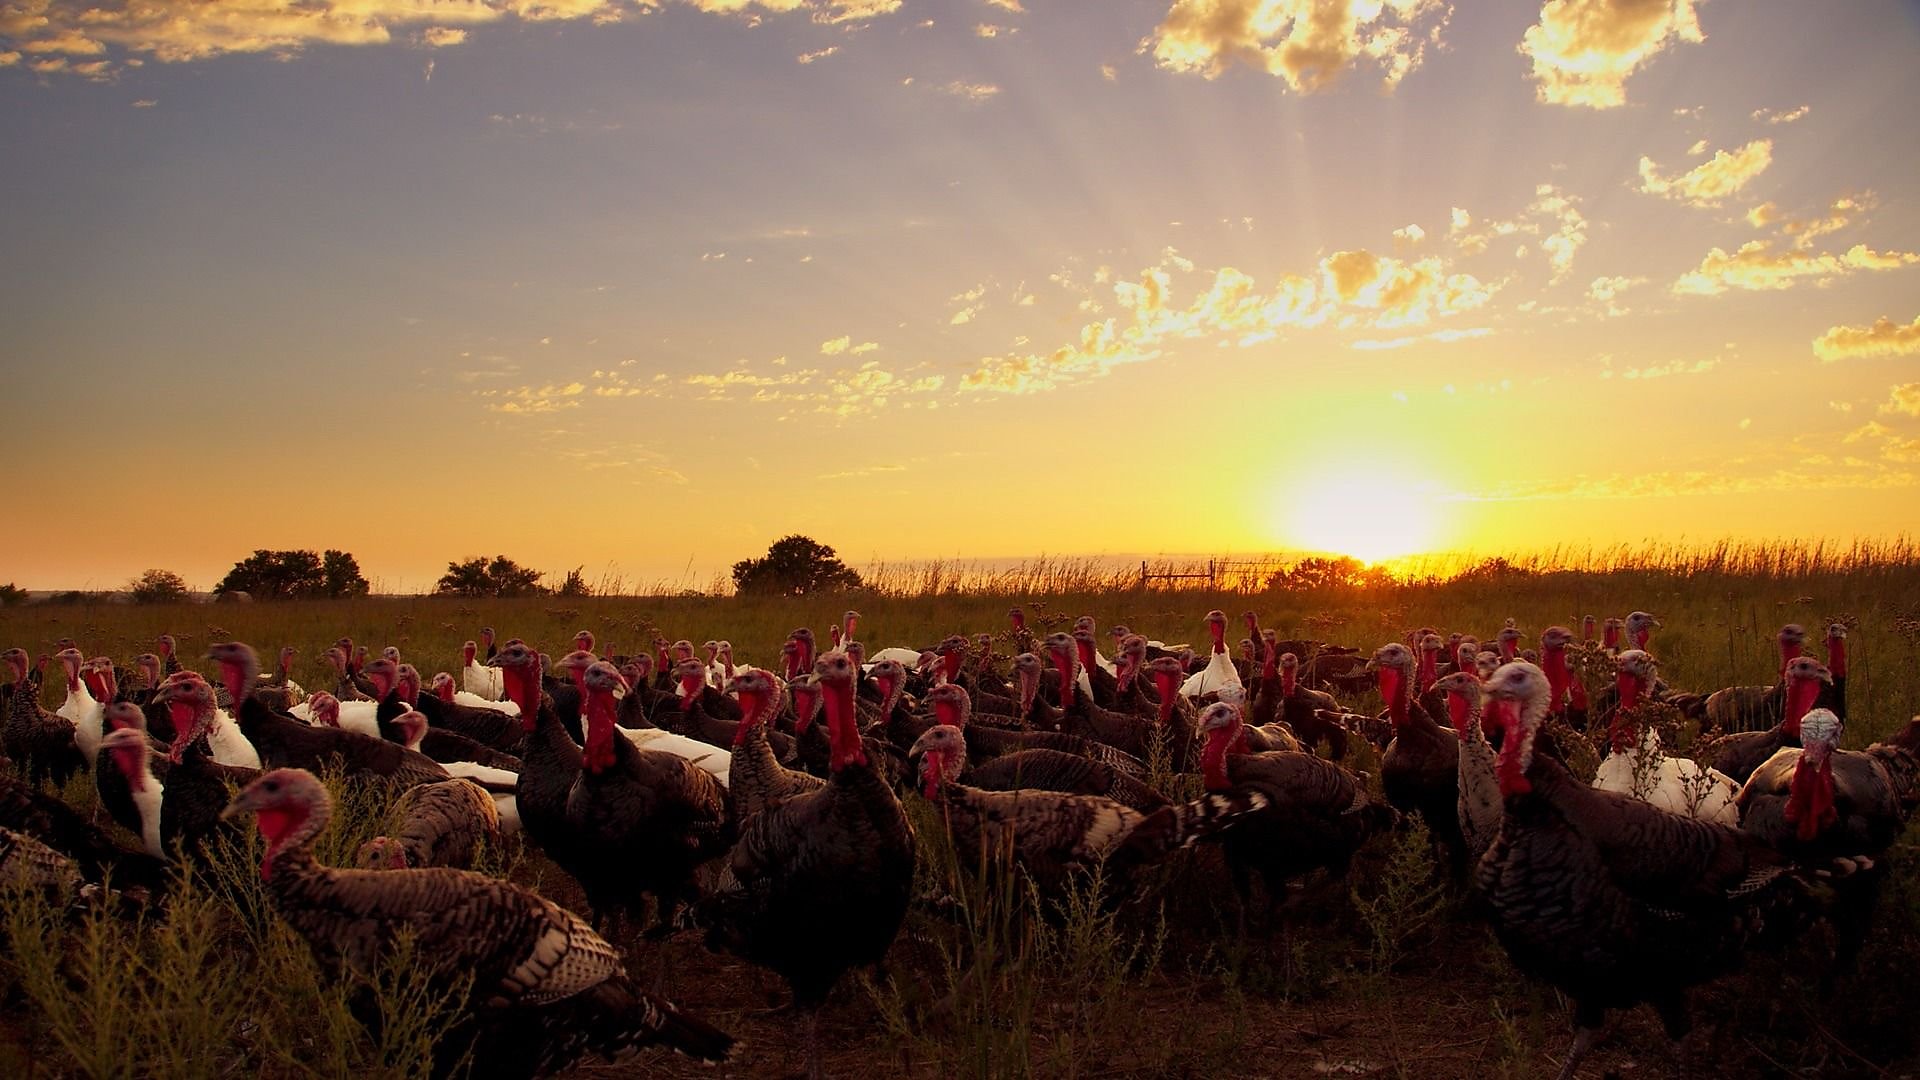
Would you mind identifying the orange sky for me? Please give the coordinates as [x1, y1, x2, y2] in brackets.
[4, 1, 1918, 591]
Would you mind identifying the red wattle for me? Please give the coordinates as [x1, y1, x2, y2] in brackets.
[1380, 668, 1406, 725]
[1784, 755, 1837, 842]
[1200, 731, 1232, 790]
[1827, 636, 1847, 678]
[1784, 677, 1821, 734]
[1446, 693, 1471, 738]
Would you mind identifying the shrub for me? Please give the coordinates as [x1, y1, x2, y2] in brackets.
[127, 568, 192, 604]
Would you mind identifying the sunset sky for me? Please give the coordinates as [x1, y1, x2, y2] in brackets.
[4, 0, 1919, 591]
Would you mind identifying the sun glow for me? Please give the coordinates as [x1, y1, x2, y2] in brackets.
[1270, 465, 1452, 564]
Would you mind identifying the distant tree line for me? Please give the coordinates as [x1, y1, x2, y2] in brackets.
[8, 535, 865, 603]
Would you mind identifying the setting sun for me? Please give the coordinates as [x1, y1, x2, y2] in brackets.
[1271, 466, 1452, 564]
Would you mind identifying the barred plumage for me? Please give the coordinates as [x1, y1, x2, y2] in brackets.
[227, 768, 736, 1076]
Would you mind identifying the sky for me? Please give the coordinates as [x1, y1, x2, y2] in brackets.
[4, 0, 1920, 592]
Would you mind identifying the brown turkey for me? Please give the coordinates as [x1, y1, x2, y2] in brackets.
[697, 649, 914, 1080]
[1193, 702, 1395, 931]
[224, 768, 736, 1077]
[357, 778, 503, 871]
[1476, 661, 1849, 1080]
[911, 721, 1268, 902]
[1735, 707, 1920, 972]
[725, 668, 825, 821]
[565, 660, 731, 934]
[906, 684, 1167, 812]
[1370, 643, 1463, 870]
[1703, 656, 1832, 785]
[2, 647, 83, 789]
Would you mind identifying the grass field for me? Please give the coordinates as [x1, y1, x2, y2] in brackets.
[2, 544, 1917, 1078]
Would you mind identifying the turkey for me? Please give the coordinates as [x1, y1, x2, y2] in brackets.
[1703, 656, 1832, 785]
[697, 649, 915, 1080]
[253, 645, 308, 711]
[724, 669, 824, 821]
[0, 824, 85, 896]
[1276, 652, 1346, 759]
[0, 765, 171, 902]
[99, 691, 253, 861]
[1736, 707, 1920, 970]
[56, 648, 107, 765]
[1593, 651, 1739, 823]
[1180, 610, 1243, 699]
[1435, 671, 1501, 869]
[1700, 624, 1810, 732]
[564, 660, 731, 934]
[910, 719, 1268, 901]
[1370, 643, 1463, 868]
[223, 769, 737, 1076]
[1537, 626, 1579, 720]
[2, 647, 83, 789]
[390, 685, 525, 771]
[1820, 621, 1848, 721]
[357, 778, 503, 870]
[463, 639, 508, 700]
[1193, 702, 1394, 931]
[294, 690, 381, 737]
[1045, 635, 1187, 771]
[1476, 661, 1844, 1080]
[210, 643, 445, 788]
[906, 684, 1167, 812]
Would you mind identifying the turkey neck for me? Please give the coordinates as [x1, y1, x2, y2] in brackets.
[258, 795, 330, 883]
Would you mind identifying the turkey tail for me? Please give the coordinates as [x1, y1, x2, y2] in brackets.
[569, 976, 739, 1067]
[1166, 789, 1271, 849]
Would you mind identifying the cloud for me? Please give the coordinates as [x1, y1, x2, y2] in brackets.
[1148, 0, 1452, 93]
[1776, 193, 1873, 250]
[1752, 104, 1809, 125]
[1392, 223, 1426, 246]
[939, 80, 1001, 102]
[1519, 0, 1704, 109]
[1453, 464, 1918, 502]
[1673, 242, 1920, 296]
[1812, 314, 1920, 363]
[1844, 421, 1890, 443]
[796, 45, 838, 62]
[1449, 184, 1587, 281]
[1636, 139, 1771, 206]
[1100, 62, 1118, 80]
[974, 23, 1006, 37]
[1586, 274, 1643, 316]
[950, 307, 977, 325]
[983, 0, 1023, 10]
[1, 0, 903, 73]
[481, 380, 586, 414]
[1882, 383, 1920, 417]
[1603, 356, 1720, 380]
[1349, 326, 1492, 350]
[132, 98, 156, 107]
[962, 240, 1493, 394]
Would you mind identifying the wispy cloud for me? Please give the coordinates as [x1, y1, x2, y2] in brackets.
[1673, 242, 1919, 296]
[1813, 314, 1920, 362]
[1752, 104, 1810, 125]
[1637, 139, 1772, 206]
[940, 80, 1001, 102]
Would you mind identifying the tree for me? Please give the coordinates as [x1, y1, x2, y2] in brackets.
[0, 582, 25, 606]
[216, 550, 323, 599]
[731, 535, 863, 597]
[127, 569, 192, 604]
[436, 555, 548, 598]
[320, 550, 371, 598]
[1266, 556, 1393, 592]
[214, 549, 370, 599]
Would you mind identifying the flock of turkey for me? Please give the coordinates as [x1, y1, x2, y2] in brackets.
[0, 607, 1914, 1079]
